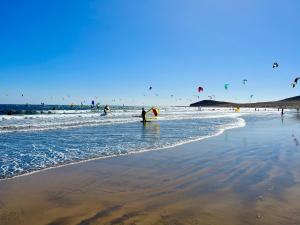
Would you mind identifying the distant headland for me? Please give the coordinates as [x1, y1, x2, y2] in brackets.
[190, 96, 300, 108]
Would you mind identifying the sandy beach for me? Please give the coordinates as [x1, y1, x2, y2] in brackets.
[1, 113, 300, 225]
[2, 0, 300, 224]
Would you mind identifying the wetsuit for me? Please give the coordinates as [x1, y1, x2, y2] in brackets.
[104, 106, 109, 114]
[142, 109, 147, 122]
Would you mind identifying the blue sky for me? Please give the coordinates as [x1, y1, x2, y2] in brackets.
[0, 0, 300, 106]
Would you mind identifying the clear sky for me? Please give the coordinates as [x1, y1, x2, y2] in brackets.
[0, 0, 299, 106]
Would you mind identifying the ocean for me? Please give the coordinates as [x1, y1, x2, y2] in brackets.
[0, 104, 281, 179]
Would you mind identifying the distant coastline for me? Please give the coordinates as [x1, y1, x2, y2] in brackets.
[190, 95, 300, 108]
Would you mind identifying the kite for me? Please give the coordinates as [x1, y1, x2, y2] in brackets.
[273, 62, 279, 68]
[145, 107, 160, 121]
[292, 77, 300, 88]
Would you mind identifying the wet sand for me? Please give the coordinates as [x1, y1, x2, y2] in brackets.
[1, 114, 300, 225]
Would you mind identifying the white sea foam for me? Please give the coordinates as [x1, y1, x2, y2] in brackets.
[0, 107, 261, 133]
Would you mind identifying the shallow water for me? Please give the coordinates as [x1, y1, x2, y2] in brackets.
[0, 106, 283, 179]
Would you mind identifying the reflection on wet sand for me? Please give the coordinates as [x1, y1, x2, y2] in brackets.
[1, 115, 300, 224]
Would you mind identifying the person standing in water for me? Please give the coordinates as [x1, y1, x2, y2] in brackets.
[104, 105, 110, 115]
[142, 108, 147, 122]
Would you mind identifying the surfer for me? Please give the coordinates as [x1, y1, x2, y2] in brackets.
[104, 105, 110, 115]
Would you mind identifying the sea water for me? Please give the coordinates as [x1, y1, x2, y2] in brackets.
[0, 105, 280, 179]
